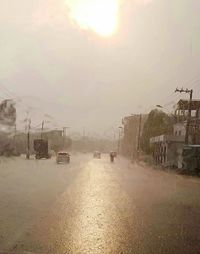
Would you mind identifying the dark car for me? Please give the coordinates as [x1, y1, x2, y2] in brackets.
[56, 151, 70, 164]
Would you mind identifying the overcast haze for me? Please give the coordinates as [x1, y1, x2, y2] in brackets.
[0, 0, 200, 135]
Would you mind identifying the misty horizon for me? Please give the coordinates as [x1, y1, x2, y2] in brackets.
[0, 0, 200, 135]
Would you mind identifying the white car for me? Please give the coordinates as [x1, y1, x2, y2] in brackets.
[56, 151, 70, 164]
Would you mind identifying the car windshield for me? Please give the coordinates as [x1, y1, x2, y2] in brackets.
[1, 1, 200, 254]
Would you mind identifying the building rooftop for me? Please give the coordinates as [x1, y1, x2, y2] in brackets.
[177, 99, 200, 111]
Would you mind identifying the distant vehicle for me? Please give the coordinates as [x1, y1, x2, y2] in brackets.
[93, 151, 101, 159]
[34, 139, 51, 159]
[56, 151, 70, 164]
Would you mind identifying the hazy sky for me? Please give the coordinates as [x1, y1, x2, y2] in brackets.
[0, 0, 200, 136]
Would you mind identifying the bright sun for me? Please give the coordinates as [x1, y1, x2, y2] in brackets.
[66, 0, 120, 37]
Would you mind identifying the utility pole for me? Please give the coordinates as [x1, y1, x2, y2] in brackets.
[13, 124, 17, 153]
[118, 127, 123, 155]
[175, 88, 193, 144]
[137, 114, 142, 156]
[118, 130, 120, 154]
[63, 127, 66, 149]
[26, 119, 31, 159]
[63, 127, 66, 136]
[41, 120, 44, 139]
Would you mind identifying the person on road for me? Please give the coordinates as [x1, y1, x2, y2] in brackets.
[110, 151, 115, 162]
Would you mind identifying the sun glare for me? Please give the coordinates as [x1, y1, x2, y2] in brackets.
[66, 0, 120, 37]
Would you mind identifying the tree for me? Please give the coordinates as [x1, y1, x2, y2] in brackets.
[141, 109, 173, 153]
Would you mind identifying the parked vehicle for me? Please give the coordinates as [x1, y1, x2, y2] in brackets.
[93, 151, 101, 159]
[34, 139, 51, 159]
[56, 151, 70, 164]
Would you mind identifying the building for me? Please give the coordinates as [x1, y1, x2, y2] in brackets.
[150, 99, 200, 168]
[42, 129, 70, 152]
[175, 99, 200, 144]
[122, 114, 148, 158]
[150, 134, 185, 168]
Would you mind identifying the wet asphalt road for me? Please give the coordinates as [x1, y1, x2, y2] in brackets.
[0, 154, 200, 254]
